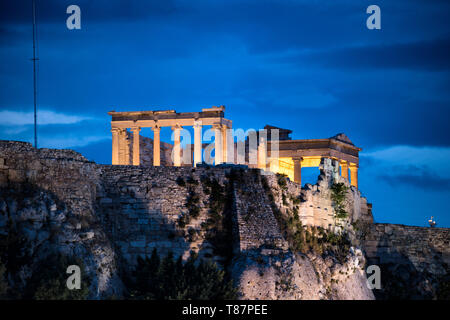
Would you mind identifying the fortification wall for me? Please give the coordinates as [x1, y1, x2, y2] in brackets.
[231, 169, 288, 253]
[360, 223, 450, 299]
[97, 165, 231, 264]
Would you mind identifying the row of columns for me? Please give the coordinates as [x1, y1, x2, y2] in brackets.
[340, 160, 358, 187]
[112, 122, 231, 167]
[286, 157, 358, 188]
[112, 127, 359, 188]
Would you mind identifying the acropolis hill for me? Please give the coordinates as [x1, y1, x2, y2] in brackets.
[0, 107, 449, 300]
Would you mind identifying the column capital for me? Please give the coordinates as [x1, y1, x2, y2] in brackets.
[111, 127, 120, 133]
[193, 120, 203, 128]
[292, 156, 303, 162]
[130, 126, 141, 132]
[171, 124, 182, 131]
[349, 162, 359, 169]
[152, 125, 161, 132]
[212, 123, 225, 130]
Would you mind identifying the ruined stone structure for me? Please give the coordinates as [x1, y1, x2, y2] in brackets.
[266, 128, 361, 188]
[109, 106, 232, 167]
[109, 107, 361, 188]
[1, 140, 448, 299]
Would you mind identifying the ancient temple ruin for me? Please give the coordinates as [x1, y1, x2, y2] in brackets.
[109, 106, 361, 188]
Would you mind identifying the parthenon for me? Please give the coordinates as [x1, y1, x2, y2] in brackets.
[109, 106, 361, 188]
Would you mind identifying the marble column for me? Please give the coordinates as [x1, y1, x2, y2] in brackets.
[152, 125, 161, 166]
[222, 125, 228, 163]
[349, 163, 358, 188]
[193, 120, 202, 167]
[172, 124, 182, 167]
[118, 128, 130, 165]
[257, 137, 267, 170]
[293, 157, 302, 185]
[111, 128, 120, 165]
[340, 160, 349, 179]
[213, 124, 223, 165]
[131, 127, 141, 166]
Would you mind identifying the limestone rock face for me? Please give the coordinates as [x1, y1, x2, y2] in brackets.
[0, 141, 123, 299]
[264, 157, 373, 231]
[232, 247, 374, 300]
[0, 140, 448, 300]
[230, 165, 374, 300]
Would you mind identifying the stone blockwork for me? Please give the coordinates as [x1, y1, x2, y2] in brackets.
[360, 223, 450, 299]
[230, 159, 376, 300]
[97, 164, 230, 266]
[264, 157, 373, 232]
[232, 169, 288, 252]
[0, 140, 448, 300]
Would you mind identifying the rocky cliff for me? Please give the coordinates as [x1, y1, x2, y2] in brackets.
[359, 223, 450, 299]
[0, 140, 448, 299]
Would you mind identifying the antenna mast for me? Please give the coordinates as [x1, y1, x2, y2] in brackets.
[32, 0, 38, 148]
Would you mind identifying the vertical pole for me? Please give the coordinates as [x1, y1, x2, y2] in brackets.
[32, 0, 38, 148]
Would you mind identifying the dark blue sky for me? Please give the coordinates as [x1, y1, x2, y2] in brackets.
[1, 0, 449, 227]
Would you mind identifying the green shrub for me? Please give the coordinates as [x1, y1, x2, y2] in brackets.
[282, 193, 288, 206]
[177, 215, 187, 228]
[127, 249, 237, 300]
[176, 177, 186, 186]
[276, 173, 287, 188]
[186, 176, 199, 185]
[27, 253, 90, 300]
[331, 183, 349, 220]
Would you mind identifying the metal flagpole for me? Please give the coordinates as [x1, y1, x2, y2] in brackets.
[32, 0, 38, 148]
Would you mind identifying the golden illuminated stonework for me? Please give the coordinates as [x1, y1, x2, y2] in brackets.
[109, 108, 361, 188]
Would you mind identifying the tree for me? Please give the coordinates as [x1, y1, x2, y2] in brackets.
[127, 249, 237, 300]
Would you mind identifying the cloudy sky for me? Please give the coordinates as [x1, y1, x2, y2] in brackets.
[1, 0, 449, 227]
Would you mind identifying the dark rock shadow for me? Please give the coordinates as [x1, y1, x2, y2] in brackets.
[363, 227, 449, 300]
